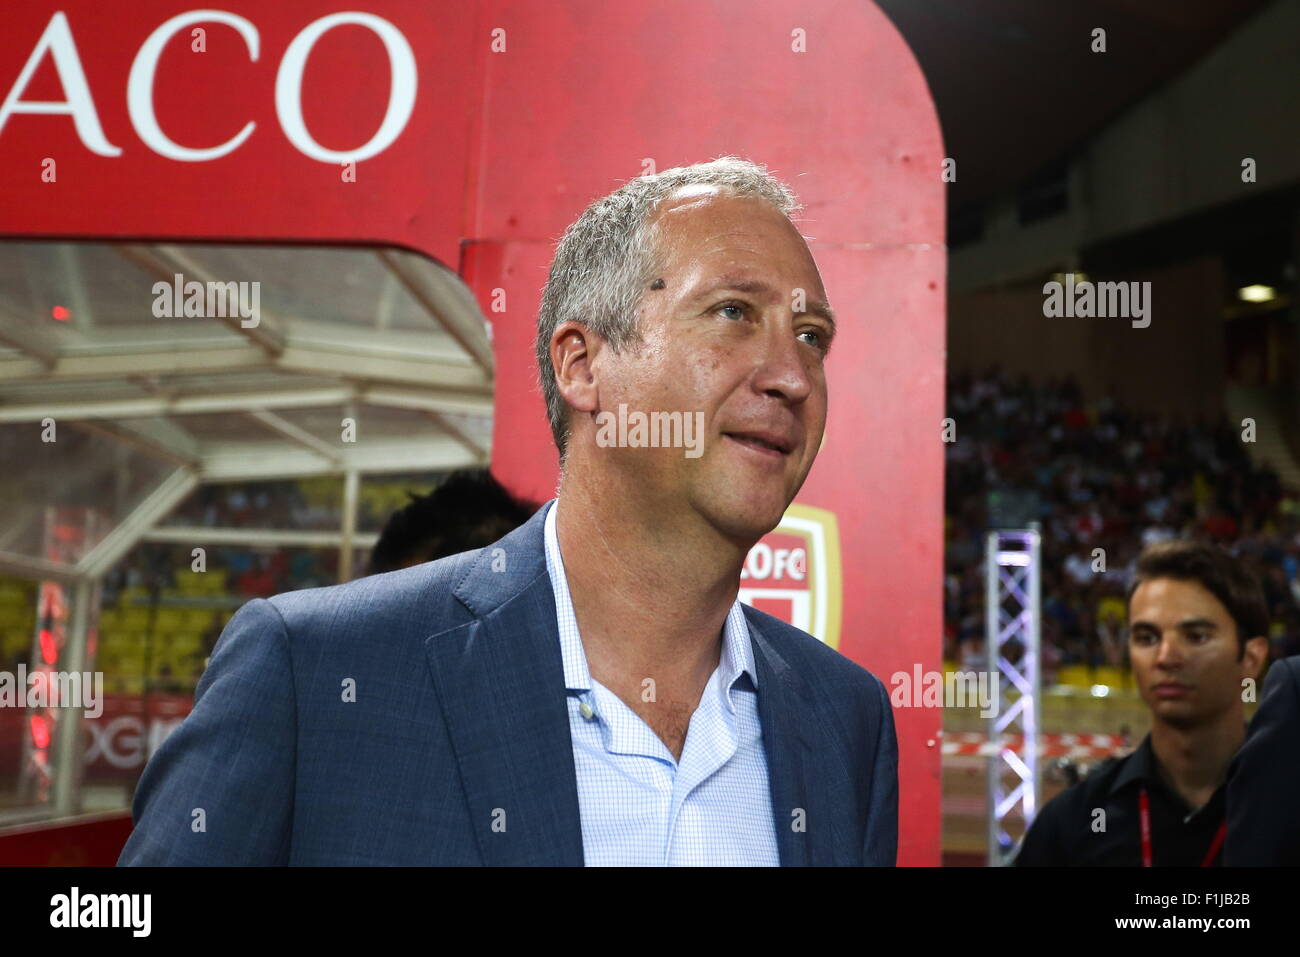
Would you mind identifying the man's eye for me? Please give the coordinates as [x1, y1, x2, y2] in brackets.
[716, 302, 747, 321]
[799, 329, 828, 350]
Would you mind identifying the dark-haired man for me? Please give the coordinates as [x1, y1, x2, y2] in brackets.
[1015, 539, 1267, 866]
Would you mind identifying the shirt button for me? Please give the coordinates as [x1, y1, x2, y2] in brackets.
[579, 701, 594, 720]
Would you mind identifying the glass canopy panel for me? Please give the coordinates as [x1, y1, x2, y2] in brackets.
[149, 244, 452, 333]
[0, 422, 173, 566]
[437, 411, 494, 450]
[273, 404, 449, 444]
[0, 241, 251, 344]
[161, 478, 344, 532]
[0, 241, 481, 352]
[0, 239, 493, 576]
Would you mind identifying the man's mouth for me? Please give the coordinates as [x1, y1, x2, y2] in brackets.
[1152, 682, 1191, 699]
[723, 431, 794, 457]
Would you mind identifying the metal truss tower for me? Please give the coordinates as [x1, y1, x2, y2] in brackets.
[984, 527, 1042, 865]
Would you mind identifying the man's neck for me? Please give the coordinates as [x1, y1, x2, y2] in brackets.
[1149, 715, 1244, 812]
[554, 468, 748, 707]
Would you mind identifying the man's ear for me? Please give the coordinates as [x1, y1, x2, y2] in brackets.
[1241, 634, 1269, 680]
[551, 320, 601, 417]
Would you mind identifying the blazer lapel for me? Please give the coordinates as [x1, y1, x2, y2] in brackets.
[424, 504, 584, 866]
[423, 504, 828, 867]
[746, 608, 828, 866]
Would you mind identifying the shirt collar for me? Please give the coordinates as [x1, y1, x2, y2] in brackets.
[1108, 732, 1229, 822]
[542, 498, 759, 712]
[1108, 733, 1155, 797]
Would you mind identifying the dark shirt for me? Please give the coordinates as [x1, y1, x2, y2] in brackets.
[1014, 733, 1226, 866]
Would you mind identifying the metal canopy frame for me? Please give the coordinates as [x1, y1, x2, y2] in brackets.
[0, 240, 496, 586]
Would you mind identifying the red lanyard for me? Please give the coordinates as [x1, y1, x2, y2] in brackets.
[1139, 787, 1226, 866]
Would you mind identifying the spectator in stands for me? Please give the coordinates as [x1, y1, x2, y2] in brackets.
[944, 369, 1299, 669]
[367, 469, 538, 574]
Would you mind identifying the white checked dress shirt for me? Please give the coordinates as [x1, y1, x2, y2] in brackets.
[543, 499, 780, 866]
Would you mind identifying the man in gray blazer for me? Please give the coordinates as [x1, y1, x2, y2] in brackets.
[119, 156, 898, 866]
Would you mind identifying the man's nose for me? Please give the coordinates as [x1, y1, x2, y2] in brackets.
[1155, 633, 1184, 668]
[752, 319, 814, 404]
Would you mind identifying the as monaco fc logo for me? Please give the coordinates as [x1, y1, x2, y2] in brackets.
[738, 504, 842, 649]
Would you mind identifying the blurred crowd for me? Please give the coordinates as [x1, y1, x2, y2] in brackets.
[102, 545, 337, 604]
[166, 480, 345, 532]
[944, 368, 1300, 679]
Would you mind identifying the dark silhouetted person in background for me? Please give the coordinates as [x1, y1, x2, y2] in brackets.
[1226, 654, 1300, 865]
[368, 469, 537, 574]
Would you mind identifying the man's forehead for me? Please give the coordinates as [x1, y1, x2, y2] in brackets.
[651, 195, 817, 267]
[1129, 578, 1230, 623]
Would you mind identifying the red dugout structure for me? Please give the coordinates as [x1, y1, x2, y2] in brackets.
[0, 0, 944, 864]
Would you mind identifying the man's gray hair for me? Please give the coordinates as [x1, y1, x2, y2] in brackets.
[534, 156, 803, 461]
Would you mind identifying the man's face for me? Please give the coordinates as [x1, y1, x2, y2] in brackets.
[591, 188, 833, 541]
[1128, 578, 1246, 727]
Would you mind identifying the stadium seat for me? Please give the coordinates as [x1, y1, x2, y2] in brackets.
[1055, 665, 1092, 688]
